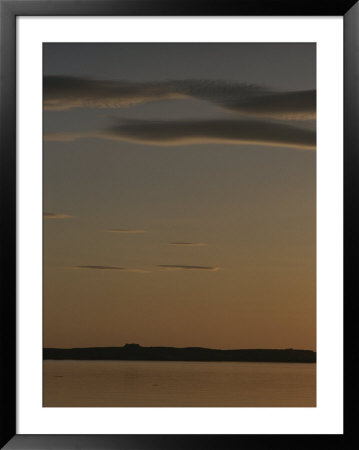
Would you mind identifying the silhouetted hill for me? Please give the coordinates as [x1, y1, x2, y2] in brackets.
[43, 343, 316, 363]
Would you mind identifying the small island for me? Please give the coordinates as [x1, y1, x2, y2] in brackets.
[43, 343, 316, 363]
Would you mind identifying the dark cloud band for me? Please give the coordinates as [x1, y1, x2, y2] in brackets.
[43, 76, 315, 120]
[45, 118, 315, 150]
[102, 118, 316, 150]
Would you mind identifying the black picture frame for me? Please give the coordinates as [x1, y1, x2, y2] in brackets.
[1, 1, 357, 448]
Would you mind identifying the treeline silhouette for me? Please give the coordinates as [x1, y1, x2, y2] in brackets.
[43, 343, 316, 363]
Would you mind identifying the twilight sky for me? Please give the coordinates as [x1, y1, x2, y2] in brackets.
[43, 43, 316, 350]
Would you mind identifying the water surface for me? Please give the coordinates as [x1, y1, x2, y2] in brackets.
[43, 360, 316, 407]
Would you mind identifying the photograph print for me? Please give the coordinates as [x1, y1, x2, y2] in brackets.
[43, 43, 316, 407]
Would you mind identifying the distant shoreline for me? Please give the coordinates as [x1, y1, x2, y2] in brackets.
[43, 344, 316, 363]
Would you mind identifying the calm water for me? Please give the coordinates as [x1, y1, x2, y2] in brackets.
[43, 360, 316, 407]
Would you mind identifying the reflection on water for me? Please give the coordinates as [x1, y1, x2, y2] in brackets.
[43, 360, 316, 407]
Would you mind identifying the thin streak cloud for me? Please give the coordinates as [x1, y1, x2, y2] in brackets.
[74, 265, 150, 273]
[105, 229, 148, 234]
[169, 242, 207, 247]
[44, 212, 72, 219]
[44, 118, 316, 150]
[43, 76, 315, 119]
[158, 265, 220, 271]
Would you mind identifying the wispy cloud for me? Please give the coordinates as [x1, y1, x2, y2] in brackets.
[104, 229, 148, 234]
[158, 265, 220, 271]
[43, 76, 315, 120]
[44, 132, 93, 143]
[43, 132, 88, 142]
[44, 212, 72, 219]
[74, 265, 150, 273]
[169, 242, 207, 247]
[44, 118, 315, 150]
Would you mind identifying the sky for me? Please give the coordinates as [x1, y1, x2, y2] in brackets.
[43, 43, 316, 350]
